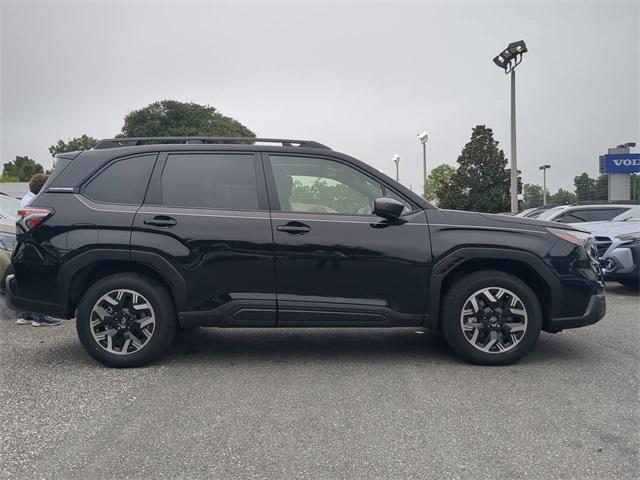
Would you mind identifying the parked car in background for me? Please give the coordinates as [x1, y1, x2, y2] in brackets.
[0, 219, 17, 294]
[579, 207, 640, 289]
[514, 204, 559, 219]
[0, 193, 20, 220]
[536, 202, 637, 224]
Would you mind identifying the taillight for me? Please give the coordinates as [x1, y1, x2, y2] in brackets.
[17, 208, 53, 231]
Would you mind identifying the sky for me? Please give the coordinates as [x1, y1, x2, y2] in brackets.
[0, 0, 638, 194]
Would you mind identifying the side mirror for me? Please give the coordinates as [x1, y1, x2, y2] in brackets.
[373, 197, 404, 220]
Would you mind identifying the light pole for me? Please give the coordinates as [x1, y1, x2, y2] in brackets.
[493, 40, 528, 213]
[539, 164, 550, 205]
[417, 131, 428, 197]
[392, 154, 400, 182]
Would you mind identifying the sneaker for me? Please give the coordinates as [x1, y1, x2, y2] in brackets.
[17, 312, 35, 325]
[31, 317, 62, 327]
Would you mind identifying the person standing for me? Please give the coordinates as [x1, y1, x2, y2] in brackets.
[15, 174, 61, 327]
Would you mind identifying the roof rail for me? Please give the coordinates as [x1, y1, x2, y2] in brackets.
[570, 200, 640, 206]
[94, 137, 331, 150]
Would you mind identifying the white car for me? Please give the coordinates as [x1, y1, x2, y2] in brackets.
[536, 203, 635, 224]
[579, 207, 640, 288]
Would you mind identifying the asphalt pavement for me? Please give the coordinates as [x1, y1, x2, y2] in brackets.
[1, 283, 638, 480]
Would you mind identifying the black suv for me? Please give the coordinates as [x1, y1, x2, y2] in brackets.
[7, 137, 606, 367]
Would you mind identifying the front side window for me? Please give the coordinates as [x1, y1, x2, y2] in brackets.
[161, 153, 259, 210]
[84, 154, 156, 205]
[270, 155, 383, 215]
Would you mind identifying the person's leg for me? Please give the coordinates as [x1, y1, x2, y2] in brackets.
[31, 315, 61, 327]
[16, 312, 34, 325]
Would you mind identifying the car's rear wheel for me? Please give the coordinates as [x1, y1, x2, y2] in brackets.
[76, 273, 176, 367]
[442, 270, 542, 365]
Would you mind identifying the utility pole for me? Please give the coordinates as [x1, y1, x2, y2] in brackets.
[539, 164, 550, 205]
[392, 154, 400, 182]
[510, 69, 518, 212]
[417, 131, 428, 197]
[493, 40, 528, 213]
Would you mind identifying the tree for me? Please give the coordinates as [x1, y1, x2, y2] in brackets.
[424, 164, 456, 204]
[523, 183, 544, 208]
[548, 188, 576, 205]
[120, 100, 255, 138]
[574, 172, 596, 201]
[573, 172, 608, 202]
[49, 134, 98, 157]
[594, 174, 608, 200]
[438, 125, 513, 213]
[1, 156, 44, 182]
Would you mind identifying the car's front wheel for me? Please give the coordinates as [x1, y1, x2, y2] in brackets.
[76, 273, 176, 368]
[442, 271, 542, 365]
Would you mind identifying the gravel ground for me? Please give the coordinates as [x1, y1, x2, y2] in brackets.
[0, 283, 638, 480]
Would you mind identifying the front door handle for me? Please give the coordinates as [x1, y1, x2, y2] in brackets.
[277, 221, 311, 234]
[144, 215, 177, 227]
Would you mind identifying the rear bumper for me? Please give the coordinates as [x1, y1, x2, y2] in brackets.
[5, 274, 71, 319]
[545, 293, 606, 332]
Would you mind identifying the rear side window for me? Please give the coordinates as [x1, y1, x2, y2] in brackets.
[84, 154, 156, 205]
[589, 208, 626, 221]
[161, 153, 258, 210]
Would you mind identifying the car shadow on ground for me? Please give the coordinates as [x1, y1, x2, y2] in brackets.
[158, 326, 598, 367]
[605, 282, 639, 297]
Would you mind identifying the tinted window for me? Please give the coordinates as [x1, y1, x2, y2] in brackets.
[270, 155, 383, 215]
[589, 208, 626, 221]
[161, 153, 258, 210]
[556, 209, 590, 223]
[84, 154, 156, 205]
[383, 188, 415, 215]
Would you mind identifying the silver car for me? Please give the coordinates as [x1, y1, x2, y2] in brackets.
[579, 207, 640, 288]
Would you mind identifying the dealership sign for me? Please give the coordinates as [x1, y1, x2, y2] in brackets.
[599, 153, 640, 174]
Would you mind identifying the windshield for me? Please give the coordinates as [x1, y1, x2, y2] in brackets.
[0, 194, 20, 219]
[536, 206, 565, 221]
[611, 206, 640, 222]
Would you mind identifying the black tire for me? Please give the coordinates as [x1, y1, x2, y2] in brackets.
[441, 270, 542, 366]
[76, 273, 176, 368]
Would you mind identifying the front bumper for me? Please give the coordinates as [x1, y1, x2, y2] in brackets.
[5, 274, 71, 319]
[601, 242, 639, 283]
[545, 293, 606, 332]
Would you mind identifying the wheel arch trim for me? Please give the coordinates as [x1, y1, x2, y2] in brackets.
[58, 249, 188, 312]
[425, 247, 561, 328]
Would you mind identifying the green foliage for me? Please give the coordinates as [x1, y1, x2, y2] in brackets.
[49, 134, 98, 157]
[1, 156, 44, 182]
[290, 179, 370, 214]
[573, 172, 608, 201]
[632, 174, 640, 201]
[0, 173, 20, 182]
[548, 188, 577, 205]
[121, 100, 255, 138]
[438, 125, 513, 213]
[424, 164, 456, 204]
[523, 183, 544, 208]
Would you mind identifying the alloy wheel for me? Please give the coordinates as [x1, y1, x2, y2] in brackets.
[89, 289, 156, 355]
[459, 287, 528, 354]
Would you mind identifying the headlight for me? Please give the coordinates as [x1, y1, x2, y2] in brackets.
[616, 232, 640, 243]
[0, 232, 16, 252]
[546, 227, 594, 246]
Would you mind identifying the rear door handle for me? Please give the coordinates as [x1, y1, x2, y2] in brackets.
[144, 215, 177, 227]
[277, 221, 311, 234]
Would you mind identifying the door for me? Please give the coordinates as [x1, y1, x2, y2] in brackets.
[131, 151, 277, 327]
[264, 153, 431, 327]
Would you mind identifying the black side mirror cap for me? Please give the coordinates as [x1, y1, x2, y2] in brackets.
[373, 197, 404, 220]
